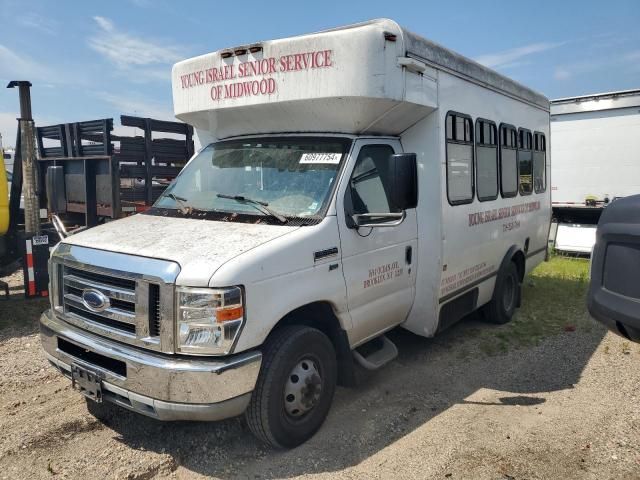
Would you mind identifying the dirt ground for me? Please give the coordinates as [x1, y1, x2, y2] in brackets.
[0, 258, 639, 480]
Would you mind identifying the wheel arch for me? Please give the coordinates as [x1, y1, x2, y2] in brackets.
[264, 301, 356, 387]
[497, 245, 525, 309]
[501, 244, 526, 283]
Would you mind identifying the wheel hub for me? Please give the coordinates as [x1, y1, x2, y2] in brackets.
[284, 359, 322, 417]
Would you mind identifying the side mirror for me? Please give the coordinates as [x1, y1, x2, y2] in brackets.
[46, 165, 67, 214]
[345, 152, 418, 229]
[387, 153, 418, 211]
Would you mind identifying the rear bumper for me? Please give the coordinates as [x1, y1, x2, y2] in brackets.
[40, 309, 262, 421]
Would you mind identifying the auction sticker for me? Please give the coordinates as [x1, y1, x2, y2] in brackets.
[299, 153, 342, 164]
[32, 235, 49, 246]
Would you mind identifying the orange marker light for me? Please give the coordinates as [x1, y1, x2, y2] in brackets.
[216, 306, 244, 322]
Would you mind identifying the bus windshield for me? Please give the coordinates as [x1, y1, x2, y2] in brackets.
[155, 137, 351, 219]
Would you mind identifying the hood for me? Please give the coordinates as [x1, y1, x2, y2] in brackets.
[62, 214, 299, 285]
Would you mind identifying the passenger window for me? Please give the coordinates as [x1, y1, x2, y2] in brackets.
[499, 124, 518, 198]
[446, 112, 474, 205]
[518, 128, 533, 195]
[533, 132, 546, 193]
[475, 119, 498, 201]
[349, 145, 397, 214]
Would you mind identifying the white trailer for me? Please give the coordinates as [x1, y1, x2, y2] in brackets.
[40, 19, 550, 447]
[550, 89, 640, 253]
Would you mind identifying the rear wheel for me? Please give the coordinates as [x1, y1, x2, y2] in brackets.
[482, 261, 520, 324]
[245, 325, 337, 448]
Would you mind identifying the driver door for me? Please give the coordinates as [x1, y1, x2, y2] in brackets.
[337, 139, 418, 344]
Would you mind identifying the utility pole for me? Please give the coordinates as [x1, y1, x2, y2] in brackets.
[7, 81, 40, 235]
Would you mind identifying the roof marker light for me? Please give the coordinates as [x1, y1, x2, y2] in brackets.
[249, 45, 263, 54]
[234, 48, 248, 56]
[384, 32, 397, 42]
[221, 51, 233, 59]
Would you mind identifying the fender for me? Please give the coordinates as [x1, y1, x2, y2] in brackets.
[266, 301, 357, 387]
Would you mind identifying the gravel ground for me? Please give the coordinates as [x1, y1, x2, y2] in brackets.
[0, 267, 639, 479]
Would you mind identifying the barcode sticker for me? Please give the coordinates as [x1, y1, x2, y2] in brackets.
[299, 153, 342, 164]
[32, 235, 49, 246]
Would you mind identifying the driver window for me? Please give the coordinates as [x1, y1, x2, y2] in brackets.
[350, 145, 396, 214]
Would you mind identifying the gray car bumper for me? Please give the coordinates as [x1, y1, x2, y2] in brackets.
[40, 309, 262, 421]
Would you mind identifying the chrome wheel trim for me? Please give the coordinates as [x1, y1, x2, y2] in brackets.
[283, 358, 322, 417]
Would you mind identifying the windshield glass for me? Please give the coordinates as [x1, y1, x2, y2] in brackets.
[155, 137, 351, 218]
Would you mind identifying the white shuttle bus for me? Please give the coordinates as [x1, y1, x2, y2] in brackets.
[550, 89, 640, 253]
[40, 19, 550, 447]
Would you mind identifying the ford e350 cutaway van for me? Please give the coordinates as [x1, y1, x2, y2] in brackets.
[41, 19, 551, 447]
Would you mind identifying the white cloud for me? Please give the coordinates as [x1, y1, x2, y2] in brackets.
[0, 44, 51, 81]
[553, 50, 640, 81]
[89, 16, 184, 71]
[98, 92, 175, 121]
[93, 16, 115, 33]
[554, 68, 571, 81]
[623, 51, 640, 62]
[494, 60, 531, 71]
[475, 42, 565, 69]
[128, 0, 152, 7]
[0, 43, 91, 87]
[0, 112, 19, 149]
[18, 13, 59, 35]
[0, 112, 61, 149]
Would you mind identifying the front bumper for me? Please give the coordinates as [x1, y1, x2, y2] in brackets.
[40, 309, 262, 421]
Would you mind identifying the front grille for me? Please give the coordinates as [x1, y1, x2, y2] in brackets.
[148, 283, 161, 337]
[63, 265, 138, 336]
[51, 244, 178, 354]
[67, 305, 136, 334]
[65, 266, 136, 290]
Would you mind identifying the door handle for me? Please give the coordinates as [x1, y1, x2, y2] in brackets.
[405, 246, 412, 265]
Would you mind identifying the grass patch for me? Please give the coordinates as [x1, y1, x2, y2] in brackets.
[478, 256, 592, 355]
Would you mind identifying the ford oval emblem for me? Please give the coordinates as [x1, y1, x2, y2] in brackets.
[81, 289, 111, 313]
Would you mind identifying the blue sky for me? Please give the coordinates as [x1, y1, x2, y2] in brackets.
[1, 0, 639, 147]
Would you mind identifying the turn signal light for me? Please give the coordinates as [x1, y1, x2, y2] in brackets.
[216, 305, 244, 322]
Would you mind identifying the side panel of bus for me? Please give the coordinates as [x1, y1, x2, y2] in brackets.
[403, 70, 550, 337]
[437, 70, 550, 326]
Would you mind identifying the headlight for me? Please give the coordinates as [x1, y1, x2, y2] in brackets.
[176, 286, 244, 355]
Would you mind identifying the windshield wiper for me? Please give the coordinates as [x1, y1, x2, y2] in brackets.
[216, 194, 288, 224]
[161, 193, 197, 215]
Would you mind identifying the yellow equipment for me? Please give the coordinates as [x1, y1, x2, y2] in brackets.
[0, 135, 9, 236]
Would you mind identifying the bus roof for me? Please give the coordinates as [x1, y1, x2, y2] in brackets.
[172, 19, 548, 138]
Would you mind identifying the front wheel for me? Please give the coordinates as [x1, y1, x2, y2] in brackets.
[245, 325, 337, 448]
[482, 261, 520, 324]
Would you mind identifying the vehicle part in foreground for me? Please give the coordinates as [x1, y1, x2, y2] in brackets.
[588, 194, 640, 342]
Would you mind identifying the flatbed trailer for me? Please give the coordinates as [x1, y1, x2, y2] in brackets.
[36, 115, 194, 229]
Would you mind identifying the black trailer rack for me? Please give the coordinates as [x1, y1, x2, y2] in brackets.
[36, 115, 193, 228]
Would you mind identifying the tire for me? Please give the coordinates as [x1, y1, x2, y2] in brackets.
[482, 261, 520, 324]
[245, 325, 337, 448]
